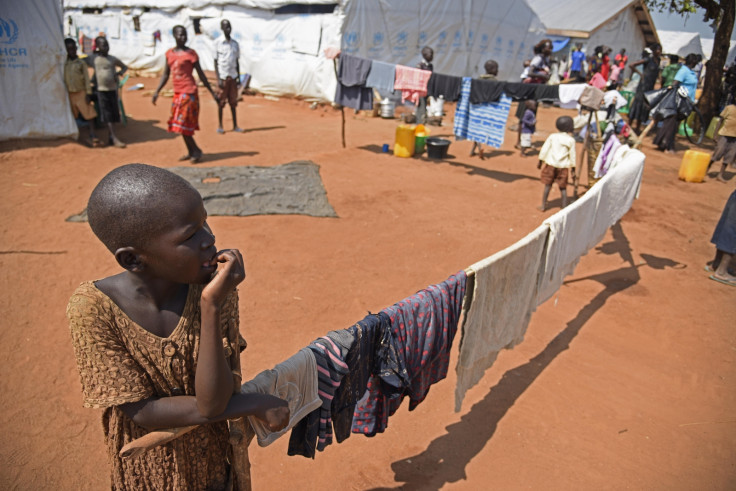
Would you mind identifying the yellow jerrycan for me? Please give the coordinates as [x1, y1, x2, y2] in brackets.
[394, 124, 416, 158]
[678, 150, 710, 183]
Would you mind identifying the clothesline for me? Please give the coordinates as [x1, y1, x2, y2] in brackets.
[331, 51, 605, 150]
[121, 146, 646, 461]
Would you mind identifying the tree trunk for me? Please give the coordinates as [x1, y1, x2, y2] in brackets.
[698, 0, 735, 126]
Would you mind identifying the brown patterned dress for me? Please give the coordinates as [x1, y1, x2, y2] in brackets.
[67, 281, 245, 490]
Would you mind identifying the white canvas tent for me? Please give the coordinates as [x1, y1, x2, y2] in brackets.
[63, 0, 344, 101]
[0, 0, 78, 140]
[658, 30, 705, 58]
[63, 0, 547, 103]
[700, 37, 736, 64]
[340, 0, 546, 81]
[525, 0, 658, 62]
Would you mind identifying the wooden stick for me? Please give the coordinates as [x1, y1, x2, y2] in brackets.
[633, 120, 656, 149]
[575, 110, 593, 198]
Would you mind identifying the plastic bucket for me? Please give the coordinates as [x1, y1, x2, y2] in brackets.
[415, 134, 427, 154]
[426, 137, 451, 159]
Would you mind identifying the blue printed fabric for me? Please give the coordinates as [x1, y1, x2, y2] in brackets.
[352, 271, 467, 436]
[454, 77, 512, 148]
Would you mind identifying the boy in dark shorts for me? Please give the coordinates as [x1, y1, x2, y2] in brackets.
[85, 36, 127, 148]
[215, 19, 244, 134]
[537, 115, 577, 211]
[67, 163, 289, 489]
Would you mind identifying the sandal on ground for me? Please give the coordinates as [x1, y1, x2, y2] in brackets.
[704, 263, 714, 273]
[232, 127, 245, 133]
[190, 152, 203, 163]
[178, 154, 191, 161]
[709, 274, 736, 287]
[216, 128, 225, 134]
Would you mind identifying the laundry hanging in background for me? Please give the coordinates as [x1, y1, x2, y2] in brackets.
[240, 348, 322, 447]
[536, 182, 603, 306]
[426, 72, 463, 102]
[455, 77, 512, 149]
[455, 224, 549, 412]
[469, 78, 505, 104]
[334, 53, 373, 111]
[593, 136, 622, 179]
[365, 60, 397, 95]
[288, 313, 393, 459]
[394, 65, 432, 104]
[352, 271, 467, 437]
[591, 148, 646, 240]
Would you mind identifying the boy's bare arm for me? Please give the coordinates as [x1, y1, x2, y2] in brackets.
[152, 63, 170, 105]
[195, 249, 244, 417]
[119, 392, 289, 431]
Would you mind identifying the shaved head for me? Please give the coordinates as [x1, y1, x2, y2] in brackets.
[87, 164, 199, 252]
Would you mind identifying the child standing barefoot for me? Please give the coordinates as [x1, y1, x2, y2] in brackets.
[67, 164, 289, 489]
[537, 116, 577, 211]
[85, 36, 127, 148]
[519, 100, 537, 157]
[153, 25, 219, 163]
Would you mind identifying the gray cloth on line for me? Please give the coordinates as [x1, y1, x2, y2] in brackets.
[241, 348, 321, 447]
[455, 224, 549, 412]
[365, 60, 396, 94]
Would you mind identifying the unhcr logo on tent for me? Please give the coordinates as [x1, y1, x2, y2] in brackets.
[392, 30, 408, 57]
[0, 18, 19, 44]
[368, 31, 384, 56]
[343, 30, 358, 54]
[0, 17, 28, 68]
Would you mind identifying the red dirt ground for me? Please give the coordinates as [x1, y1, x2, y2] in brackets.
[1, 77, 734, 490]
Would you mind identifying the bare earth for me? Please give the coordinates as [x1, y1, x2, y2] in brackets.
[1, 77, 734, 490]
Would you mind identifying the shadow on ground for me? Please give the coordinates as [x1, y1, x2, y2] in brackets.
[357, 145, 536, 184]
[368, 222, 683, 490]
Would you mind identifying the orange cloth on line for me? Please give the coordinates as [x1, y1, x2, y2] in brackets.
[394, 65, 432, 104]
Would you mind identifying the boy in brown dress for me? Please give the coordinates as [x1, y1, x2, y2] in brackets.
[67, 164, 289, 489]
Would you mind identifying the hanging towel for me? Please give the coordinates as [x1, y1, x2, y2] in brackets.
[469, 78, 505, 104]
[559, 83, 587, 109]
[502, 82, 539, 100]
[592, 148, 645, 241]
[454, 77, 512, 149]
[455, 224, 549, 412]
[352, 271, 466, 437]
[534, 84, 559, 102]
[579, 85, 605, 109]
[559, 84, 586, 105]
[241, 348, 322, 447]
[536, 184, 603, 305]
[365, 60, 397, 95]
[394, 65, 432, 104]
[334, 53, 373, 111]
[593, 136, 622, 178]
[427, 72, 463, 102]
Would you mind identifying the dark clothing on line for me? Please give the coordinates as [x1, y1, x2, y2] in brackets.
[352, 271, 467, 437]
[335, 53, 373, 111]
[426, 73, 463, 102]
[469, 78, 505, 104]
[534, 84, 559, 102]
[503, 82, 539, 100]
